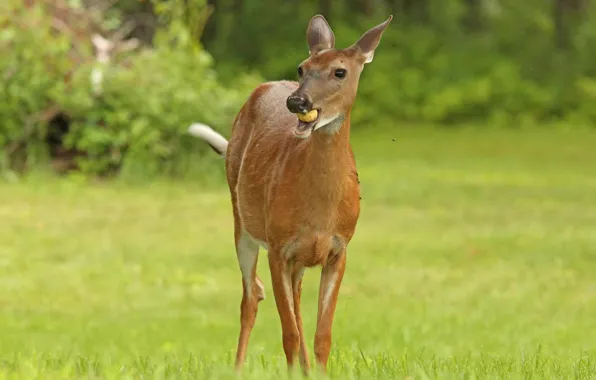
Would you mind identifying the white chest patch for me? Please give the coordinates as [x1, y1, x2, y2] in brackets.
[314, 114, 344, 135]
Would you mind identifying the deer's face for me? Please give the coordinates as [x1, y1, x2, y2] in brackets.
[287, 15, 392, 138]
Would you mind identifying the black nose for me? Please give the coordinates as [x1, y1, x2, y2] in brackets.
[286, 95, 312, 114]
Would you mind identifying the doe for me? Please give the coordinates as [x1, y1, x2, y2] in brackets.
[189, 14, 392, 374]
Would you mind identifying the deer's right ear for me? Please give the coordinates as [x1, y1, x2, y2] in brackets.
[306, 15, 335, 55]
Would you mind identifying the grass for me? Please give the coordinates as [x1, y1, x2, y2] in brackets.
[1, 126, 596, 379]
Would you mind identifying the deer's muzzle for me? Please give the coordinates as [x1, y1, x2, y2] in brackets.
[286, 94, 313, 114]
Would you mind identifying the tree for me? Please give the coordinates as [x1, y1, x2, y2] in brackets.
[347, 0, 374, 17]
[201, 0, 217, 45]
[462, 0, 484, 31]
[319, 0, 332, 23]
[553, 0, 588, 49]
[387, 0, 429, 24]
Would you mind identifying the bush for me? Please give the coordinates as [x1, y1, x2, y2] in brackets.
[0, 1, 82, 172]
[57, 32, 259, 177]
[0, 0, 261, 178]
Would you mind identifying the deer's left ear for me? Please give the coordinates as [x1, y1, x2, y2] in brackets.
[351, 15, 393, 64]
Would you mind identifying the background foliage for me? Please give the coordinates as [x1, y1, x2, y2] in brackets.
[204, 0, 596, 127]
[1, 0, 259, 177]
[1, 0, 596, 177]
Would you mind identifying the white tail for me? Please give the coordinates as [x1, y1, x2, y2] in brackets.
[188, 123, 228, 156]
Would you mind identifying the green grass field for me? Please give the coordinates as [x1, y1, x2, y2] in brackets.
[1, 127, 596, 379]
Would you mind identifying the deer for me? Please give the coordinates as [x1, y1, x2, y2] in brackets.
[188, 14, 392, 374]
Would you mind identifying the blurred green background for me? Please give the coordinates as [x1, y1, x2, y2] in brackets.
[1, 0, 596, 379]
[2, 0, 596, 176]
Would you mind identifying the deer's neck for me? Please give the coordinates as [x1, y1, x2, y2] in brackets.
[296, 114, 353, 200]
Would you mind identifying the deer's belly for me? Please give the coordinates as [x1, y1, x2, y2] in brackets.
[282, 230, 346, 267]
[238, 202, 346, 266]
[263, 205, 348, 266]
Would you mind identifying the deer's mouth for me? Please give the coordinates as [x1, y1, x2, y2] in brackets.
[294, 109, 320, 139]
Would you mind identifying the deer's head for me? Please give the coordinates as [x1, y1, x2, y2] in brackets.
[287, 14, 392, 138]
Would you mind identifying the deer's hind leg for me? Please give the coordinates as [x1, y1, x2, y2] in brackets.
[234, 227, 264, 372]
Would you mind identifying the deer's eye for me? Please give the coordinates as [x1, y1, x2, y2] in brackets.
[297, 66, 304, 77]
[334, 69, 347, 78]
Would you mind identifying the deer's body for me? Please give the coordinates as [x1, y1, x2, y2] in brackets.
[227, 80, 360, 264]
[188, 14, 391, 374]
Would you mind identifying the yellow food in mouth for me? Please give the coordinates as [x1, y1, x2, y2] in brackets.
[296, 109, 318, 123]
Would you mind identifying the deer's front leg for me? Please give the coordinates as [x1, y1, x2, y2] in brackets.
[314, 250, 347, 372]
[268, 252, 300, 368]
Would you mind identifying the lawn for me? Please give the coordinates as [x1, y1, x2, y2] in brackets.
[1, 126, 595, 379]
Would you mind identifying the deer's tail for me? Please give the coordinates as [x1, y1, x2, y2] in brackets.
[188, 123, 228, 157]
